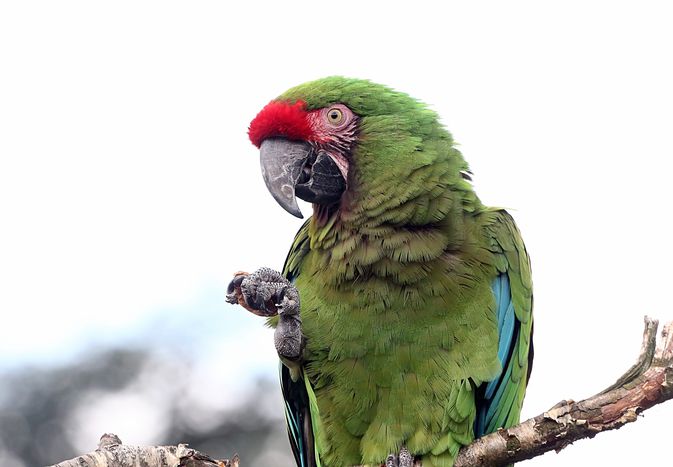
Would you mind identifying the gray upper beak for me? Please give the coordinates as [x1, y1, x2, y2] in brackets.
[259, 137, 347, 218]
[259, 138, 311, 218]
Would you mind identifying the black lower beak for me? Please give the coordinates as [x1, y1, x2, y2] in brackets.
[260, 138, 346, 218]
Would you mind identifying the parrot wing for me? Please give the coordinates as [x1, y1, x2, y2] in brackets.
[278, 210, 534, 465]
[475, 209, 534, 437]
[280, 220, 321, 467]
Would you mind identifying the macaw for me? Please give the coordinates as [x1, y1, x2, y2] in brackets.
[226, 77, 533, 467]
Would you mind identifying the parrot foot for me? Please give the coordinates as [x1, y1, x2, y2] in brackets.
[385, 446, 413, 467]
[226, 267, 304, 360]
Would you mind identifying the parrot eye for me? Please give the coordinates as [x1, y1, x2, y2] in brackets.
[326, 107, 344, 125]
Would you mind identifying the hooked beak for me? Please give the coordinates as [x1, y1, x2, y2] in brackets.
[260, 138, 346, 218]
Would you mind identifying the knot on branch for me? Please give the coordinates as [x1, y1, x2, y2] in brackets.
[98, 433, 122, 450]
[51, 433, 239, 467]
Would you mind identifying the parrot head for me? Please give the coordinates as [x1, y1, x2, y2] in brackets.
[248, 76, 471, 221]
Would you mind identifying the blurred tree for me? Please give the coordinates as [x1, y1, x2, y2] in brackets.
[0, 348, 293, 466]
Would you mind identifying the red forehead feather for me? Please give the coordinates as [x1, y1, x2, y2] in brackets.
[248, 100, 314, 148]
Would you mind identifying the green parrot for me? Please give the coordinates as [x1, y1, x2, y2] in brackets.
[226, 77, 533, 467]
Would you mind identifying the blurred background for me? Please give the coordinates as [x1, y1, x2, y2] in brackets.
[1, 1, 672, 466]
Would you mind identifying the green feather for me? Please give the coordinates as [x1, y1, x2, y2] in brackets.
[267, 77, 533, 467]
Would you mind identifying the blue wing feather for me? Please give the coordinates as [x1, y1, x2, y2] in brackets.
[485, 275, 515, 400]
[475, 273, 519, 437]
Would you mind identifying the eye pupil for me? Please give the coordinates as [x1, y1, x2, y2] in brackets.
[327, 108, 343, 124]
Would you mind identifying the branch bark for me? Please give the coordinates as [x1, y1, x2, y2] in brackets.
[49, 317, 673, 467]
[453, 316, 672, 466]
[48, 433, 238, 467]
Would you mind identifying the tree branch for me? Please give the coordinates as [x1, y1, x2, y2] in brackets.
[453, 316, 672, 466]
[49, 317, 673, 467]
[48, 433, 238, 467]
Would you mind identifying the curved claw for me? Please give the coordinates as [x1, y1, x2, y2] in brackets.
[226, 271, 275, 316]
[226, 273, 248, 303]
[227, 273, 246, 293]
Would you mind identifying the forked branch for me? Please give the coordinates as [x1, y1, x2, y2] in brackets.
[49, 317, 673, 467]
[453, 316, 672, 466]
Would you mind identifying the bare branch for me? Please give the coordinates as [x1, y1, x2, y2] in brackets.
[453, 316, 673, 466]
[49, 317, 673, 467]
[48, 433, 238, 467]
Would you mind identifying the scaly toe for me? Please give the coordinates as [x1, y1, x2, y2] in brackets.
[398, 447, 413, 467]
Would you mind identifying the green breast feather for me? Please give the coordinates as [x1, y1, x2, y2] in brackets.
[264, 77, 533, 467]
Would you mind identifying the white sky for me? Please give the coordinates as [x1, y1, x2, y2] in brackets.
[1, 1, 672, 465]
